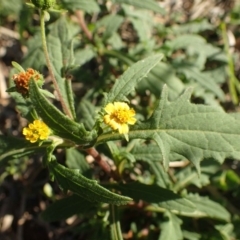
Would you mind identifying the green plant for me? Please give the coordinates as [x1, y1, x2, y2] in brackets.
[1, 0, 240, 239]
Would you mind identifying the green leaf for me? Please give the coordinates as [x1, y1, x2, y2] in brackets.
[49, 17, 77, 70]
[182, 231, 201, 240]
[130, 16, 152, 42]
[130, 143, 172, 188]
[131, 144, 178, 163]
[148, 194, 230, 221]
[98, 85, 240, 173]
[172, 19, 213, 34]
[112, 0, 165, 14]
[66, 148, 91, 178]
[186, 194, 231, 222]
[47, 17, 81, 117]
[22, 31, 45, 71]
[165, 34, 207, 52]
[11, 61, 25, 72]
[0, 135, 47, 167]
[166, 34, 226, 70]
[122, 5, 154, 42]
[5, 86, 16, 93]
[137, 62, 185, 100]
[9, 92, 32, 118]
[61, 0, 100, 13]
[215, 224, 235, 240]
[29, 79, 97, 146]
[107, 32, 124, 50]
[47, 35, 64, 77]
[76, 99, 96, 130]
[39, 89, 55, 99]
[96, 14, 124, 41]
[41, 194, 96, 222]
[0, 0, 22, 16]
[173, 62, 225, 100]
[103, 49, 134, 66]
[103, 52, 183, 100]
[173, 159, 221, 191]
[74, 47, 96, 67]
[109, 182, 195, 212]
[203, 66, 227, 85]
[159, 211, 183, 240]
[49, 160, 132, 205]
[47, 35, 76, 117]
[104, 54, 163, 104]
[149, 161, 171, 188]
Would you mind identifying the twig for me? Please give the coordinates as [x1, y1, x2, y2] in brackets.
[169, 160, 190, 168]
[0, 27, 19, 39]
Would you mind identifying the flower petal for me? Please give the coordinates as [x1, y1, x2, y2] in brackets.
[128, 117, 137, 125]
[119, 124, 129, 134]
[104, 103, 115, 114]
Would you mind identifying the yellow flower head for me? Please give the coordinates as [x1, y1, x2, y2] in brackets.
[12, 68, 42, 97]
[103, 102, 136, 134]
[22, 120, 50, 143]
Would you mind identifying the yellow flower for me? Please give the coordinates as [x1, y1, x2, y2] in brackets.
[103, 102, 136, 134]
[22, 120, 50, 143]
[12, 68, 42, 97]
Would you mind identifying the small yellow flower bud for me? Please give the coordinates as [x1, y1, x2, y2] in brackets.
[31, 0, 56, 10]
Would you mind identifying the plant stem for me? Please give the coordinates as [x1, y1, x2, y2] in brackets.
[110, 204, 124, 240]
[75, 10, 93, 42]
[39, 10, 73, 119]
[221, 21, 239, 105]
[85, 147, 112, 174]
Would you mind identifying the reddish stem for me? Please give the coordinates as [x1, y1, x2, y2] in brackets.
[75, 10, 93, 41]
[85, 147, 112, 174]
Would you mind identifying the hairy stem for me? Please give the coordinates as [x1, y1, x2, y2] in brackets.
[40, 10, 73, 119]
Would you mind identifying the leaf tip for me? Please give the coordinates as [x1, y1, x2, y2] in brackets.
[161, 84, 169, 101]
[194, 162, 201, 177]
[181, 87, 194, 101]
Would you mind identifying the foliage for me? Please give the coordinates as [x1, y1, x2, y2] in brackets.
[1, 0, 240, 239]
